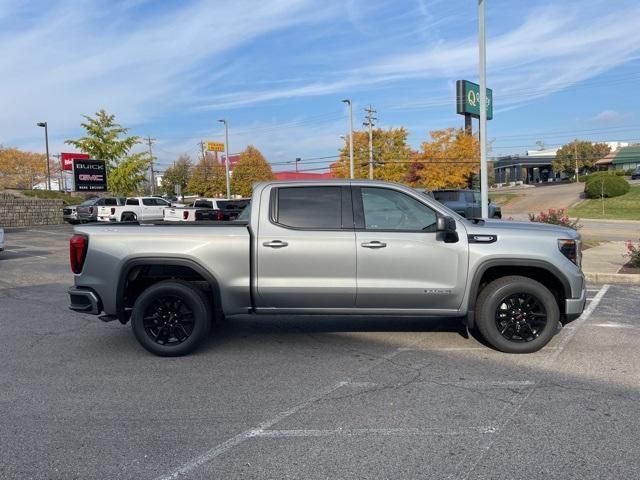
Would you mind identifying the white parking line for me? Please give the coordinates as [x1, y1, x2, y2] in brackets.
[256, 426, 497, 438]
[455, 284, 610, 480]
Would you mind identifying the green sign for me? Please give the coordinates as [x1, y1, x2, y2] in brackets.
[456, 80, 493, 120]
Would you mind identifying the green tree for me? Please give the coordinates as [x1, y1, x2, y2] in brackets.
[65, 110, 150, 194]
[187, 156, 226, 197]
[65, 109, 140, 169]
[108, 153, 152, 196]
[161, 154, 193, 195]
[552, 140, 611, 176]
[332, 127, 413, 182]
[230, 146, 274, 197]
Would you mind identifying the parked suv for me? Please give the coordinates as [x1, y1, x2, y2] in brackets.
[631, 166, 640, 180]
[76, 197, 126, 223]
[433, 189, 501, 219]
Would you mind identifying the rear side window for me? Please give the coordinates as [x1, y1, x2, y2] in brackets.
[126, 198, 140, 206]
[275, 187, 342, 229]
[103, 198, 118, 206]
[193, 200, 214, 209]
[464, 192, 475, 203]
[433, 191, 458, 202]
[218, 200, 250, 210]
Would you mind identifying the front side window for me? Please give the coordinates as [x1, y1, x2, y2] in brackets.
[104, 198, 118, 206]
[275, 187, 341, 229]
[361, 187, 437, 231]
[433, 191, 458, 202]
[142, 198, 155, 206]
[193, 200, 213, 209]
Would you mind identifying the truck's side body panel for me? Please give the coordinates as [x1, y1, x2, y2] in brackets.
[74, 224, 251, 315]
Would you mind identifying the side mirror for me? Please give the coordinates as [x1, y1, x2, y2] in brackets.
[436, 216, 459, 243]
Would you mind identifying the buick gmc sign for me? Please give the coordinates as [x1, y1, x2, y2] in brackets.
[73, 159, 107, 191]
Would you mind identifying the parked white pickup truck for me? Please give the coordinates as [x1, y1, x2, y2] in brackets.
[97, 197, 175, 222]
[163, 198, 249, 222]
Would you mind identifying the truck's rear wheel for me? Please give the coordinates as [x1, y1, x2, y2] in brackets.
[475, 275, 559, 353]
[131, 280, 211, 356]
[121, 212, 137, 222]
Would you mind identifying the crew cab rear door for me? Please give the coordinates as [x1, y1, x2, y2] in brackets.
[256, 185, 356, 309]
[353, 186, 468, 311]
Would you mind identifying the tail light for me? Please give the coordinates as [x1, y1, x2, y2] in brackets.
[215, 210, 224, 221]
[110, 207, 116, 215]
[183, 211, 189, 220]
[70, 234, 88, 274]
[89, 207, 94, 214]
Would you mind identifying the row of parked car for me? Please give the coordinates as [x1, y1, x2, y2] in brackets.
[63, 188, 500, 225]
[63, 196, 250, 224]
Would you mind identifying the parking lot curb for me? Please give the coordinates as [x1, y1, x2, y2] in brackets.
[584, 271, 640, 284]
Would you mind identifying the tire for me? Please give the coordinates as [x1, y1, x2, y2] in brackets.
[131, 280, 212, 356]
[475, 275, 559, 353]
[121, 212, 137, 222]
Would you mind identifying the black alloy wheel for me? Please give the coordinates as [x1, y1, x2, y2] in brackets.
[474, 275, 559, 354]
[131, 280, 212, 356]
[142, 295, 195, 346]
[495, 293, 547, 343]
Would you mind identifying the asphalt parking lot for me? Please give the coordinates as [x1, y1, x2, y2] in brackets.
[1, 225, 639, 479]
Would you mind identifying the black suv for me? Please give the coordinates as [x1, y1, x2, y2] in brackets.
[433, 189, 502, 219]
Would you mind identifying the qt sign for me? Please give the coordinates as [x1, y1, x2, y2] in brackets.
[73, 159, 107, 191]
[456, 80, 493, 120]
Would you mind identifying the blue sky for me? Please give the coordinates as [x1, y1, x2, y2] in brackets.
[2, 0, 640, 173]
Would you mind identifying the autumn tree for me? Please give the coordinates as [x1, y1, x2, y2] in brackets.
[187, 156, 226, 197]
[161, 154, 193, 195]
[0, 147, 47, 189]
[332, 128, 413, 182]
[230, 145, 274, 197]
[552, 140, 611, 176]
[408, 128, 479, 190]
[65, 110, 150, 194]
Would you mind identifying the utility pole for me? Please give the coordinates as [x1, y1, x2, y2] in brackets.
[146, 136, 156, 195]
[478, 0, 489, 218]
[363, 105, 377, 180]
[342, 99, 354, 179]
[199, 141, 207, 162]
[218, 119, 231, 198]
[574, 142, 579, 182]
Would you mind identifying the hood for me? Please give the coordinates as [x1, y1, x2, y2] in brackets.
[465, 218, 580, 239]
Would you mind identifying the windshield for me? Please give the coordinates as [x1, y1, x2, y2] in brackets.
[79, 199, 97, 206]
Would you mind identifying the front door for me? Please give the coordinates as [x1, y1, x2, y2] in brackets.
[256, 185, 356, 309]
[354, 186, 468, 311]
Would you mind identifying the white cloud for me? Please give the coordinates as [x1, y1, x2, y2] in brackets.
[0, 0, 339, 144]
[589, 110, 631, 124]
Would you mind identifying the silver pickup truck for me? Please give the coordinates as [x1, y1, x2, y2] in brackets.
[68, 180, 586, 356]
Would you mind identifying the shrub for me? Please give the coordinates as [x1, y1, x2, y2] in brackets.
[584, 174, 630, 199]
[625, 239, 640, 267]
[22, 189, 85, 206]
[528, 208, 581, 230]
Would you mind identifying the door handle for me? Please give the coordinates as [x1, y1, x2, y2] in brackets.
[361, 241, 387, 249]
[263, 240, 289, 248]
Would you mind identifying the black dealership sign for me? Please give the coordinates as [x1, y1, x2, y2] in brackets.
[73, 159, 107, 191]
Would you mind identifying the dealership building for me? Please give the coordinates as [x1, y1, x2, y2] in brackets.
[493, 142, 634, 185]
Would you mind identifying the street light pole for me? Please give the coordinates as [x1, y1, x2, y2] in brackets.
[478, 0, 489, 218]
[36, 122, 51, 190]
[342, 99, 354, 179]
[218, 119, 231, 198]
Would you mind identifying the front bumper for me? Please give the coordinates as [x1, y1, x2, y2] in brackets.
[564, 281, 587, 322]
[68, 287, 102, 315]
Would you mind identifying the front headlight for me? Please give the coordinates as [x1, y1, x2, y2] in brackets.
[558, 239, 581, 267]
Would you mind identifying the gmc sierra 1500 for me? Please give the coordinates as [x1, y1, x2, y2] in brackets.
[68, 180, 585, 356]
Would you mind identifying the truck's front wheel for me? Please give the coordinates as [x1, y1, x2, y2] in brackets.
[131, 281, 212, 356]
[475, 276, 559, 353]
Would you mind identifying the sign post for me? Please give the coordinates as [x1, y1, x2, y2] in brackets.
[73, 159, 107, 192]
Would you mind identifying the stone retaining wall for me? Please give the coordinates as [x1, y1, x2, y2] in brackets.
[0, 193, 64, 227]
